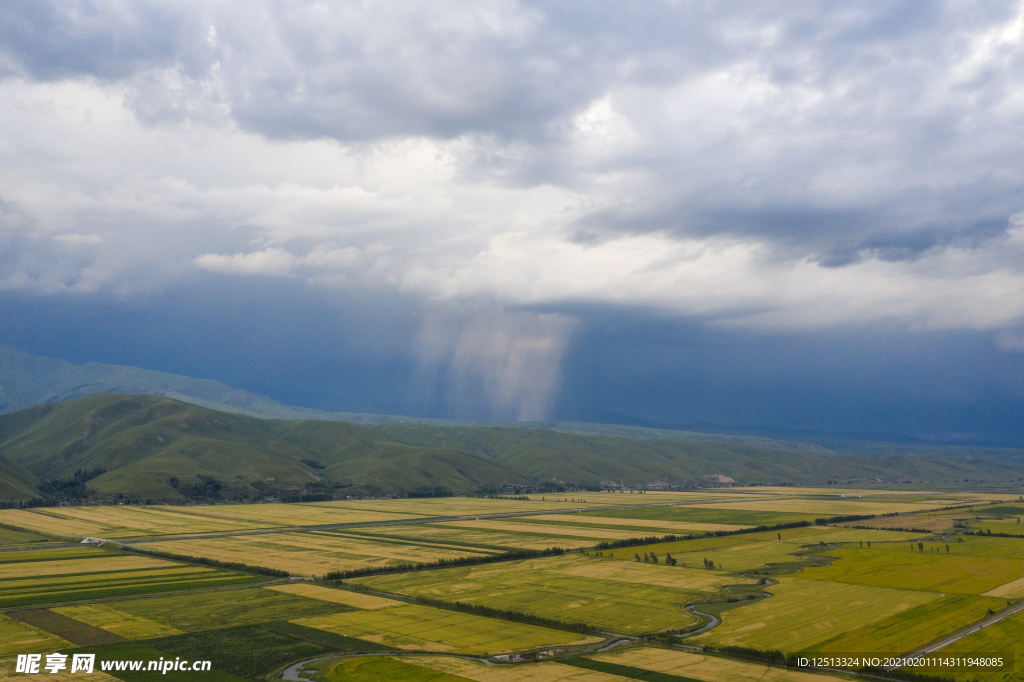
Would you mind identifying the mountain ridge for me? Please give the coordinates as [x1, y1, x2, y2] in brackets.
[2, 393, 1023, 503]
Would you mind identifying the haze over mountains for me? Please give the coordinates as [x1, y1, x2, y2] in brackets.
[4, 344, 1023, 460]
[2, 392, 1023, 503]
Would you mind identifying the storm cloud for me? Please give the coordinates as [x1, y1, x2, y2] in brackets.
[1, 1, 1023, 432]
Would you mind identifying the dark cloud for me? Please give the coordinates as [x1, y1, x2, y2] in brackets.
[0, 1, 211, 80]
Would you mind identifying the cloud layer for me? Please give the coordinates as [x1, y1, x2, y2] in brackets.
[2, 2, 1024, 421]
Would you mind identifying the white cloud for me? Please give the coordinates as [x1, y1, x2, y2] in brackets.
[1, 3, 1023, 339]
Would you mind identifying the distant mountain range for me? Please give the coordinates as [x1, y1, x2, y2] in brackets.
[2, 393, 1023, 502]
[4, 344, 1022, 463]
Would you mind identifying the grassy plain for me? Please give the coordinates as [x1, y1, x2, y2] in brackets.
[296, 603, 600, 654]
[354, 554, 750, 634]
[693, 577, 940, 652]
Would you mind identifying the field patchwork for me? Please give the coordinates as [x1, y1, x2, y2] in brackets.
[354, 554, 750, 634]
[0, 613, 71, 657]
[693, 577, 940, 652]
[0, 548, 260, 608]
[143, 530, 494, 576]
[109, 586, 347, 632]
[295, 603, 601, 654]
[798, 547, 1024, 594]
[940, 608, 1024, 681]
[265, 583, 403, 609]
[589, 646, 852, 681]
[376, 655, 625, 681]
[52, 604, 184, 640]
[805, 594, 1007, 656]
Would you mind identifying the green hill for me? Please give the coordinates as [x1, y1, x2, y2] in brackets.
[1, 394, 1022, 503]
[6, 345, 1024, 461]
[0, 394, 526, 501]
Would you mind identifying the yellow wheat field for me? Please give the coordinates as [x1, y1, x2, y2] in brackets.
[686, 498, 952, 516]
[441, 519, 647, 541]
[52, 604, 183, 639]
[525, 514, 747, 532]
[265, 583, 402, 609]
[145, 530, 492, 576]
[0, 555, 173, 580]
[0, 503, 423, 539]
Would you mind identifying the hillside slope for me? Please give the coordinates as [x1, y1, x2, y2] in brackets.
[0, 394, 525, 500]
[1, 394, 1022, 502]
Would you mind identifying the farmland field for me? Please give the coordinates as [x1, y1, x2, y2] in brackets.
[52, 604, 184, 639]
[354, 554, 751, 634]
[805, 594, 1006, 655]
[0, 547, 261, 608]
[798, 547, 1024, 594]
[295, 603, 601, 654]
[516, 513, 748, 533]
[693, 577, 940, 652]
[109, 587, 348, 632]
[587, 646, 851, 681]
[0, 613, 71, 656]
[941, 608, 1024, 681]
[2, 489, 1024, 681]
[142, 530, 496, 576]
[580, 506, 822, 527]
[339, 654, 624, 681]
[0, 503, 426, 539]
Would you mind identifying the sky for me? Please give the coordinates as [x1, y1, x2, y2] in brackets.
[2, 1, 1024, 443]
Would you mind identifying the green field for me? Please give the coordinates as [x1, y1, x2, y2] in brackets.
[323, 657, 465, 681]
[354, 553, 749, 634]
[0, 525, 50, 546]
[581, 506, 821, 527]
[143, 530, 495, 576]
[1, 489, 1022, 681]
[0, 548, 262, 608]
[693, 577, 940, 652]
[798, 546, 1024, 594]
[602, 526, 921, 574]
[942, 609, 1024, 681]
[806, 594, 1007, 655]
[108, 587, 347, 633]
[0, 613, 71, 657]
[296, 603, 598, 654]
[52, 604, 183, 640]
